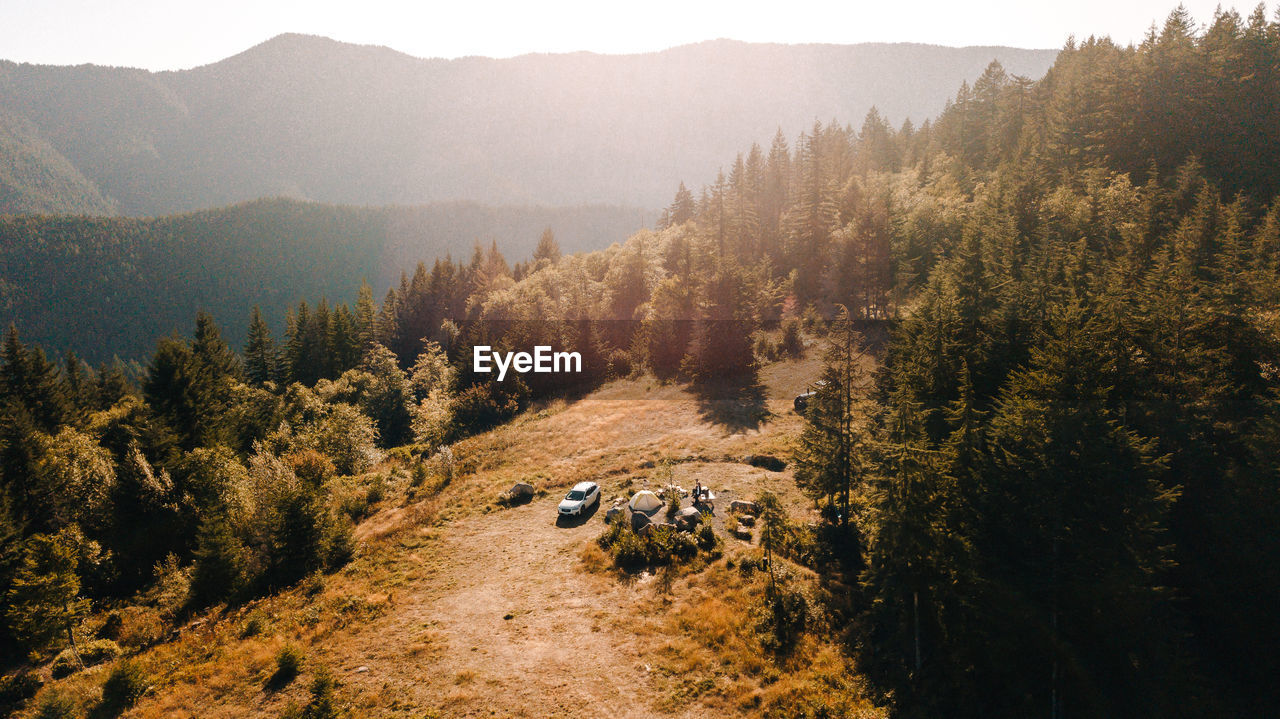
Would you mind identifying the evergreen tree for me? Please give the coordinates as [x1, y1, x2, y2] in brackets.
[793, 307, 874, 527]
[533, 227, 561, 264]
[244, 307, 278, 387]
[666, 182, 696, 227]
[4, 530, 88, 656]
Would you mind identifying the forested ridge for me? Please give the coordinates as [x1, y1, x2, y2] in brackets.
[0, 198, 649, 364]
[2, 5, 1280, 717]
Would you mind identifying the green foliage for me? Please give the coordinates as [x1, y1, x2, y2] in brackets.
[777, 318, 804, 358]
[189, 515, 250, 605]
[98, 660, 149, 714]
[0, 670, 44, 709]
[596, 521, 701, 570]
[280, 666, 342, 719]
[754, 571, 809, 655]
[793, 307, 875, 529]
[32, 690, 75, 719]
[270, 644, 305, 688]
[695, 522, 718, 552]
[3, 530, 87, 654]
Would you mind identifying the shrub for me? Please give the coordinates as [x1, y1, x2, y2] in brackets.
[81, 638, 121, 665]
[0, 671, 44, 707]
[269, 487, 352, 586]
[149, 553, 191, 619]
[606, 349, 632, 378]
[50, 651, 79, 679]
[99, 661, 149, 714]
[598, 521, 707, 570]
[453, 379, 528, 438]
[665, 529, 699, 562]
[754, 334, 778, 363]
[51, 639, 120, 677]
[800, 304, 826, 335]
[281, 667, 341, 719]
[96, 611, 123, 640]
[33, 690, 75, 719]
[364, 475, 386, 506]
[116, 608, 164, 650]
[269, 644, 304, 688]
[410, 462, 428, 487]
[778, 318, 804, 358]
[696, 523, 719, 552]
[611, 528, 650, 571]
[240, 611, 269, 638]
[666, 495, 681, 517]
[286, 450, 336, 487]
[305, 403, 381, 476]
[754, 578, 809, 655]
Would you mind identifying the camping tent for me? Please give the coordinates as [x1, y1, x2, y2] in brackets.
[628, 490, 664, 513]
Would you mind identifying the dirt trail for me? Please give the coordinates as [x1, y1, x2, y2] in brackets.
[336, 497, 705, 718]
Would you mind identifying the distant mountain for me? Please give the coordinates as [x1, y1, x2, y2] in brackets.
[0, 36, 1058, 215]
[0, 112, 116, 214]
[0, 198, 650, 363]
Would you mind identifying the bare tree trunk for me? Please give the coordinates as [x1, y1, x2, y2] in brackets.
[913, 590, 922, 673]
[65, 600, 83, 668]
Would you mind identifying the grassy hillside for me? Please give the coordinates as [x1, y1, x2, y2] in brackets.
[0, 38, 1057, 215]
[0, 198, 649, 363]
[13, 351, 884, 718]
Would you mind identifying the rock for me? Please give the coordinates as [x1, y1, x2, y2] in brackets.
[504, 482, 535, 505]
[605, 506, 624, 524]
[354, 666, 369, 673]
[640, 521, 676, 537]
[630, 510, 653, 532]
[738, 514, 756, 527]
[745, 454, 786, 472]
[730, 500, 758, 515]
[733, 527, 753, 541]
[674, 506, 703, 530]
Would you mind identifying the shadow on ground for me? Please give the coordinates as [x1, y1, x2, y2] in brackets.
[694, 377, 769, 432]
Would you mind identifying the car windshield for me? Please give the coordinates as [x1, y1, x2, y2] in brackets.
[566, 490, 586, 501]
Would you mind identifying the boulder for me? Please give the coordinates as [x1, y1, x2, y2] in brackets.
[737, 514, 756, 527]
[674, 506, 703, 530]
[729, 500, 758, 515]
[745, 454, 786, 472]
[732, 526, 753, 541]
[504, 482, 535, 505]
[640, 522, 676, 537]
[630, 510, 653, 532]
[605, 506, 625, 524]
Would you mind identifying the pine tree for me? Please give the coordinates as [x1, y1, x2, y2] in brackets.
[244, 307, 278, 387]
[666, 183, 696, 227]
[533, 227, 561, 264]
[4, 530, 88, 656]
[793, 307, 874, 526]
[355, 281, 377, 351]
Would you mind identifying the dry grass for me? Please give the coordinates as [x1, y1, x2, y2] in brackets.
[17, 352, 885, 718]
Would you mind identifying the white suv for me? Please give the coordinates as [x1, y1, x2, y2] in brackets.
[558, 482, 601, 517]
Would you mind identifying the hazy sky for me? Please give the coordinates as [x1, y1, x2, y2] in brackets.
[0, 0, 1268, 70]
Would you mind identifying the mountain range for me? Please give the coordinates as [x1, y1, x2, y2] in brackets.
[0, 35, 1058, 216]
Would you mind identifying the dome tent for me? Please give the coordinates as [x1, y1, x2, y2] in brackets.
[627, 490, 664, 513]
